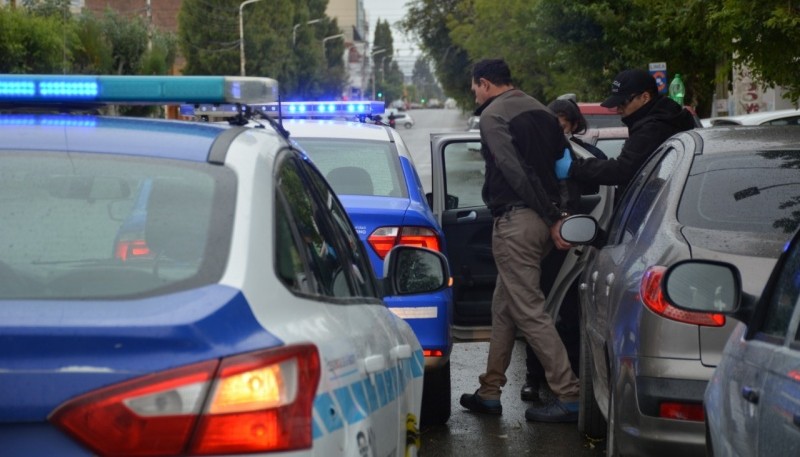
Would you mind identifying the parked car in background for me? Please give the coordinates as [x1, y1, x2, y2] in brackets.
[386, 109, 415, 129]
[564, 126, 800, 456]
[703, 108, 800, 127]
[0, 75, 447, 457]
[663, 225, 800, 457]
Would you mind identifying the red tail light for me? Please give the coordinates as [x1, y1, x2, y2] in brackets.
[368, 226, 441, 259]
[50, 344, 320, 456]
[659, 402, 704, 421]
[423, 349, 444, 358]
[640, 266, 725, 327]
[115, 239, 151, 261]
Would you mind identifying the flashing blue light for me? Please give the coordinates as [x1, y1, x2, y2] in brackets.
[0, 75, 279, 105]
[257, 101, 384, 118]
[0, 115, 96, 127]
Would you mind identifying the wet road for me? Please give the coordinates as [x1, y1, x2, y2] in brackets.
[394, 109, 605, 456]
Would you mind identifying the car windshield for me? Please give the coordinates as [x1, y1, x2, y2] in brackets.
[295, 138, 408, 198]
[678, 149, 800, 235]
[0, 152, 234, 299]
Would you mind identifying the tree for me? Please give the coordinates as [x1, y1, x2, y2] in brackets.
[372, 19, 405, 102]
[0, 7, 67, 73]
[411, 57, 442, 104]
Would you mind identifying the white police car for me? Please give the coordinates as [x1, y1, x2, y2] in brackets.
[183, 101, 455, 428]
[0, 74, 449, 456]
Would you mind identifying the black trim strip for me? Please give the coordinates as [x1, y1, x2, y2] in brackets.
[207, 127, 248, 164]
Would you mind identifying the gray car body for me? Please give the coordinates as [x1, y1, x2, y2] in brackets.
[581, 126, 800, 456]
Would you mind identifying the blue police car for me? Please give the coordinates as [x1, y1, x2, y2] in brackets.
[0, 75, 449, 456]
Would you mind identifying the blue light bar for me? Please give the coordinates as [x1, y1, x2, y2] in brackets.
[256, 100, 385, 118]
[0, 75, 279, 105]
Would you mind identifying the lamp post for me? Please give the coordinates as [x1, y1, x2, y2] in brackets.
[292, 18, 323, 47]
[380, 55, 390, 83]
[239, 0, 267, 76]
[369, 48, 386, 100]
[322, 33, 345, 58]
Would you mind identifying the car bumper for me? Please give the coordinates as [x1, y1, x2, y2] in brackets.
[615, 356, 712, 456]
[385, 289, 452, 371]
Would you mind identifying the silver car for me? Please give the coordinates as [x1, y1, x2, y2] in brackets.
[570, 126, 800, 456]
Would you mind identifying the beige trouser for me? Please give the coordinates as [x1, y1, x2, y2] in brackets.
[477, 207, 580, 401]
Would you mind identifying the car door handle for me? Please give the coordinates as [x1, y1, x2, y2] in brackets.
[364, 354, 386, 374]
[391, 344, 412, 360]
[741, 386, 760, 404]
[456, 211, 477, 222]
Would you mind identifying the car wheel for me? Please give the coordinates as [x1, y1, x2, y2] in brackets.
[606, 379, 619, 457]
[404, 122, 413, 129]
[578, 327, 606, 439]
[420, 361, 451, 428]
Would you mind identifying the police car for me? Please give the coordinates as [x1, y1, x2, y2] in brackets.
[0, 74, 450, 456]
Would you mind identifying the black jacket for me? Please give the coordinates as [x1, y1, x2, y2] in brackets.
[476, 89, 570, 226]
[569, 96, 696, 186]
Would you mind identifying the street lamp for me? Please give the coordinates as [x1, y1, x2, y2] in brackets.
[292, 18, 323, 47]
[322, 33, 345, 57]
[369, 48, 386, 100]
[239, 0, 267, 76]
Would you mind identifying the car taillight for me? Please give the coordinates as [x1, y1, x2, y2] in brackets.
[368, 226, 441, 259]
[640, 266, 725, 327]
[50, 344, 320, 456]
[424, 349, 444, 357]
[659, 402, 704, 421]
[115, 239, 151, 261]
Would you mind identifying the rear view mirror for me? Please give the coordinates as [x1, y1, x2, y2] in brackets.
[382, 246, 450, 296]
[663, 260, 739, 313]
[560, 215, 598, 244]
[47, 176, 130, 200]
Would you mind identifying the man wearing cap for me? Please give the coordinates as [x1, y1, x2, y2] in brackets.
[555, 69, 696, 187]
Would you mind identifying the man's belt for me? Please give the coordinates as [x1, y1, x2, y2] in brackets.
[491, 203, 528, 217]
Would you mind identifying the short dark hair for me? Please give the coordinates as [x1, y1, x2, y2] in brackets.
[548, 99, 588, 135]
[472, 59, 512, 86]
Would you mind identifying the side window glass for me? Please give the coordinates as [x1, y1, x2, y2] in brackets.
[621, 149, 678, 240]
[443, 141, 484, 209]
[276, 154, 353, 298]
[274, 195, 311, 293]
[761, 240, 800, 339]
[300, 157, 377, 298]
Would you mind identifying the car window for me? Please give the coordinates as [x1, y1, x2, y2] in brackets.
[295, 138, 407, 198]
[762, 116, 800, 126]
[275, 153, 354, 298]
[678, 150, 800, 236]
[595, 138, 626, 159]
[606, 146, 675, 244]
[621, 149, 678, 240]
[584, 114, 624, 128]
[443, 141, 485, 209]
[760, 238, 800, 340]
[299, 156, 377, 298]
[0, 152, 233, 299]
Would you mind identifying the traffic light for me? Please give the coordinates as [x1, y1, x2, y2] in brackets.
[421, 98, 426, 104]
[377, 92, 383, 99]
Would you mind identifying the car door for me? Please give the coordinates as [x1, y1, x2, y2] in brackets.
[277, 152, 419, 456]
[429, 132, 613, 340]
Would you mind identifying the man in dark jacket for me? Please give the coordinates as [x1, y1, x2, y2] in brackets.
[458, 59, 580, 423]
[555, 69, 696, 188]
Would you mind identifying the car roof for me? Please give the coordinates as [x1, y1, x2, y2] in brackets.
[685, 125, 800, 154]
[581, 126, 629, 139]
[707, 108, 800, 126]
[283, 119, 392, 142]
[0, 115, 230, 161]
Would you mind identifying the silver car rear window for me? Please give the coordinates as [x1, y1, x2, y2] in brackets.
[0, 152, 235, 299]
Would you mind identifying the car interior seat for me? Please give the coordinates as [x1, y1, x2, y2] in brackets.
[145, 179, 211, 264]
[325, 166, 374, 196]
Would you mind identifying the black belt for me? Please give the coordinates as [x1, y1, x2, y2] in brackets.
[491, 203, 528, 217]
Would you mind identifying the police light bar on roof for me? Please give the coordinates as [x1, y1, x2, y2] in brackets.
[0, 75, 279, 105]
[256, 100, 385, 117]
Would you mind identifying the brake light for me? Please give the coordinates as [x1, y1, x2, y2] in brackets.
[640, 266, 725, 327]
[659, 402, 704, 421]
[423, 349, 444, 358]
[50, 344, 320, 456]
[368, 226, 441, 259]
[115, 239, 151, 261]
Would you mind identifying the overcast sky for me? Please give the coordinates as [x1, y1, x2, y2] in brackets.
[362, 0, 420, 76]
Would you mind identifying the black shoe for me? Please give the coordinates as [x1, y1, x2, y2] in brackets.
[520, 383, 540, 402]
[524, 399, 579, 423]
[459, 390, 502, 415]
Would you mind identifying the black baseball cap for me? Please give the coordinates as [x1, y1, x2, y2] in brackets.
[600, 69, 658, 108]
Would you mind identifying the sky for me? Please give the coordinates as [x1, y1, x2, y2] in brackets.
[361, 0, 420, 77]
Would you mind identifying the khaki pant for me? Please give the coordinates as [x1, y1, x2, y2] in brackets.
[477, 207, 580, 401]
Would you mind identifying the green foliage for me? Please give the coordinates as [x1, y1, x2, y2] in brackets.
[0, 7, 70, 73]
[411, 57, 442, 103]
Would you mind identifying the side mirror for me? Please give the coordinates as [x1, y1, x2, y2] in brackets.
[662, 260, 756, 324]
[559, 215, 598, 244]
[382, 246, 450, 296]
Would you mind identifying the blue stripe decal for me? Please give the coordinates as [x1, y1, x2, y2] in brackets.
[311, 349, 424, 440]
[315, 392, 344, 433]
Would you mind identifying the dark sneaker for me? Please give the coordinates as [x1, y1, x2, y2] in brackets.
[460, 390, 502, 415]
[520, 382, 540, 402]
[524, 399, 578, 423]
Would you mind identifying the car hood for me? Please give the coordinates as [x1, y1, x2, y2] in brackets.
[682, 227, 783, 366]
[0, 286, 281, 422]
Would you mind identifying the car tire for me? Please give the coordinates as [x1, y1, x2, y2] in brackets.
[578, 327, 606, 439]
[404, 122, 413, 129]
[420, 361, 451, 428]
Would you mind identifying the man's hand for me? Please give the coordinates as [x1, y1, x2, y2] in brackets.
[554, 148, 572, 180]
[550, 218, 573, 250]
